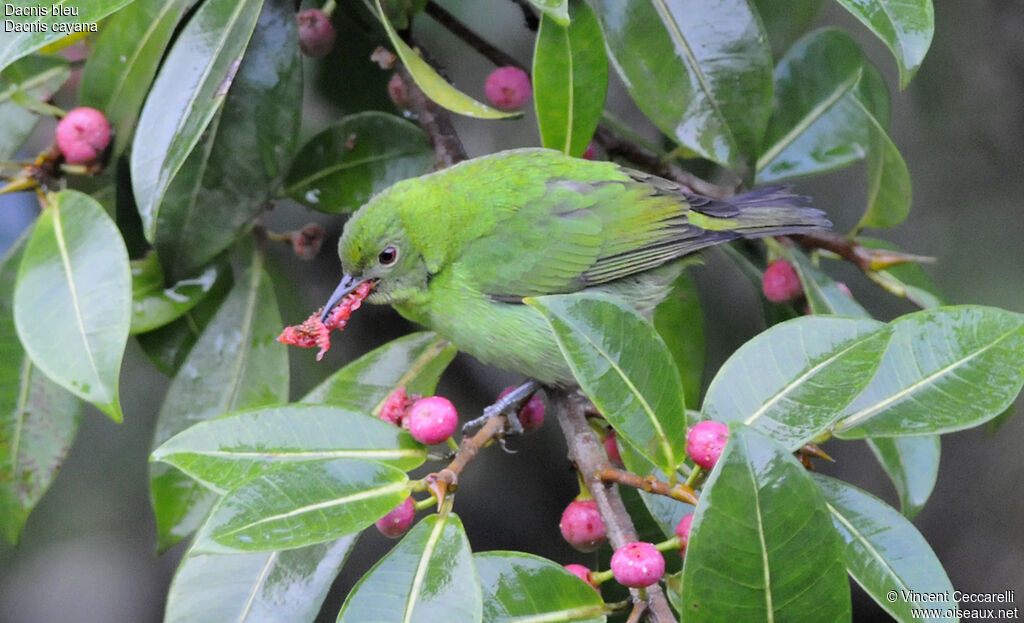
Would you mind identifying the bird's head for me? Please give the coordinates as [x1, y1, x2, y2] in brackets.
[320, 199, 431, 321]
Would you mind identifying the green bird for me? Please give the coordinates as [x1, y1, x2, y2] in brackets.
[321, 148, 828, 386]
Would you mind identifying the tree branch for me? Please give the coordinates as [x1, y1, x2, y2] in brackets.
[424, 2, 525, 70]
[597, 466, 699, 506]
[553, 390, 678, 623]
[395, 64, 468, 168]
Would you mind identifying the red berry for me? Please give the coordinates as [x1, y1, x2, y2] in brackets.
[297, 9, 336, 58]
[603, 429, 623, 467]
[686, 421, 729, 469]
[582, 142, 597, 160]
[55, 107, 111, 165]
[379, 387, 413, 426]
[610, 542, 665, 588]
[675, 513, 694, 555]
[376, 496, 415, 538]
[762, 260, 802, 303]
[484, 66, 532, 110]
[497, 386, 545, 432]
[407, 396, 458, 444]
[564, 564, 599, 591]
[559, 499, 607, 552]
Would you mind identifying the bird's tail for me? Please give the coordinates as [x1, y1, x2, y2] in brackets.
[688, 185, 831, 238]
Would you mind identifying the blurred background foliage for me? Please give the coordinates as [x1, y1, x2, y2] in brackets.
[0, 0, 1022, 621]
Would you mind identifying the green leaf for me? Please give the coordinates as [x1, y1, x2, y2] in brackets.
[302, 331, 455, 413]
[374, 0, 519, 120]
[594, 0, 773, 177]
[150, 255, 288, 550]
[528, 0, 569, 26]
[78, 0, 196, 157]
[834, 0, 934, 89]
[866, 435, 939, 519]
[338, 513, 482, 623]
[835, 306, 1024, 437]
[856, 104, 912, 230]
[0, 0, 138, 73]
[475, 551, 606, 622]
[653, 269, 705, 409]
[284, 112, 433, 213]
[152, 404, 427, 492]
[0, 233, 81, 544]
[129, 252, 221, 334]
[702, 316, 890, 450]
[135, 258, 233, 375]
[13, 191, 130, 421]
[813, 474, 955, 621]
[152, 0, 302, 281]
[527, 293, 687, 474]
[679, 425, 850, 621]
[195, 459, 408, 553]
[0, 54, 69, 159]
[859, 237, 944, 309]
[130, 0, 263, 242]
[533, 0, 607, 157]
[785, 246, 870, 317]
[752, 0, 825, 57]
[165, 537, 356, 623]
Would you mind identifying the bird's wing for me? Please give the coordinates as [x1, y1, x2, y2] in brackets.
[458, 174, 731, 300]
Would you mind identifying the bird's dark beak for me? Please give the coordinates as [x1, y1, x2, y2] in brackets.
[320, 274, 367, 323]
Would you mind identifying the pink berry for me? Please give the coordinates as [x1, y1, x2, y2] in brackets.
[564, 564, 599, 591]
[582, 142, 597, 160]
[55, 107, 111, 165]
[376, 497, 415, 538]
[387, 73, 411, 110]
[610, 542, 665, 588]
[675, 513, 694, 555]
[484, 66, 532, 110]
[686, 421, 729, 469]
[559, 499, 607, 552]
[407, 396, 458, 444]
[297, 9, 336, 58]
[379, 386, 413, 426]
[603, 429, 623, 467]
[762, 260, 802, 303]
[291, 223, 325, 260]
[497, 386, 545, 432]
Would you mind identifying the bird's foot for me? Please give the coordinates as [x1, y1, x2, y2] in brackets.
[461, 379, 540, 437]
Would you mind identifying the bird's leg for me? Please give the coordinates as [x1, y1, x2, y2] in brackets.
[461, 379, 541, 437]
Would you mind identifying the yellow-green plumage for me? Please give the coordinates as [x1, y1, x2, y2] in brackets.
[328, 148, 828, 385]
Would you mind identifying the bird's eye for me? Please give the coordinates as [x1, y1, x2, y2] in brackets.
[378, 246, 399, 266]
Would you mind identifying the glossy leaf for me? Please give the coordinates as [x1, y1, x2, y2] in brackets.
[653, 269, 705, 409]
[195, 459, 408, 553]
[129, 252, 220, 334]
[150, 257, 288, 550]
[702, 316, 890, 450]
[527, 293, 687, 474]
[786, 246, 870, 316]
[0, 234, 80, 544]
[594, 0, 773, 177]
[835, 306, 1024, 437]
[130, 0, 263, 242]
[301, 331, 454, 412]
[679, 425, 850, 621]
[152, 0, 302, 281]
[152, 404, 427, 492]
[834, 0, 934, 89]
[165, 537, 355, 623]
[0, 54, 69, 159]
[752, 0, 825, 56]
[814, 474, 955, 621]
[528, 0, 569, 26]
[857, 105, 912, 230]
[859, 237, 944, 309]
[0, 0, 138, 73]
[866, 435, 939, 519]
[337, 513, 482, 623]
[13, 191, 130, 421]
[78, 0, 196, 157]
[375, 0, 518, 120]
[285, 112, 433, 213]
[475, 551, 606, 622]
[533, 0, 607, 157]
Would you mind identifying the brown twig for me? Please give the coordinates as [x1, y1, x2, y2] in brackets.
[395, 64, 468, 168]
[791, 232, 934, 272]
[597, 467, 699, 506]
[507, 0, 540, 31]
[424, 2, 525, 70]
[554, 390, 678, 623]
